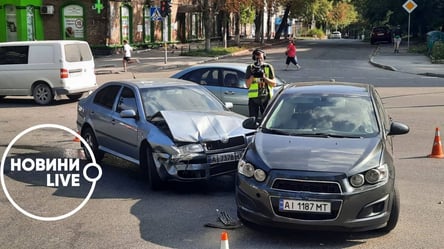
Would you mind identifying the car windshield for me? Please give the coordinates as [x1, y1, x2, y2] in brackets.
[140, 85, 225, 117]
[263, 94, 379, 137]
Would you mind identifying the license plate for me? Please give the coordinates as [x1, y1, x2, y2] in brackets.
[207, 151, 242, 164]
[279, 199, 331, 213]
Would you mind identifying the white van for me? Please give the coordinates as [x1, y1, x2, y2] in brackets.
[0, 40, 97, 105]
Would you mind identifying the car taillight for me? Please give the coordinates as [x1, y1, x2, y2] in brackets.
[60, 69, 69, 79]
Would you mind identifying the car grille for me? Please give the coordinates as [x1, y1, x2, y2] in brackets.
[272, 179, 342, 194]
[204, 136, 246, 152]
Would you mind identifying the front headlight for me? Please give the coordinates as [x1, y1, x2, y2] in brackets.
[178, 144, 204, 154]
[238, 159, 254, 177]
[349, 164, 388, 188]
[238, 159, 267, 182]
[253, 169, 266, 182]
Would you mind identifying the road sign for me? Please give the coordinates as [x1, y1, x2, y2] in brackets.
[150, 7, 162, 21]
[403, 0, 417, 13]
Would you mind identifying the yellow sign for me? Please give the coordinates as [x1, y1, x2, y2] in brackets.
[403, 0, 417, 13]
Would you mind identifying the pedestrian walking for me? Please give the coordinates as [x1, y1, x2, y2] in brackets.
[284, 39, 301, 70]
[122, 40, 139, 72]
[245, 48, 277, 119]
[393, 25, 402, 53]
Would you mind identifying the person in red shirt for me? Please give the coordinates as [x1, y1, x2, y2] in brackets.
[285, 39, 301, 70]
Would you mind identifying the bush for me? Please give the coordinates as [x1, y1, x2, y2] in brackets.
[180, 46, 246, 57]
[431, 41, 444, 62]
[305, 28, 326, 39]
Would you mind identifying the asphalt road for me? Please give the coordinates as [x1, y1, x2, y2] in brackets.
[0, 40, 443, 249]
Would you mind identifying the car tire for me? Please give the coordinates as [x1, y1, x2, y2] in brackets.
[33, 83, 53, 105]
[67, 93, 83, 100]
[141, 144, 165, 190]
[381, 187, 400, 232]
[82, 127, 104, 162]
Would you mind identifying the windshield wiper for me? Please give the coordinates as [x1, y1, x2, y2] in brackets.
[293, 132, 363, 138]
[262, 127, 292, 136]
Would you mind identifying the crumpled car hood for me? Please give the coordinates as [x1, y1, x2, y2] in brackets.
[160, 110, 248, 142]
[252, 133, 382, 173]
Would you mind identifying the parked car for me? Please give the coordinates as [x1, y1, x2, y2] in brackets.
[170, 63, 286, 116]
[329, 31, 342, 39]
[76, 78, 253, 190]
[370, 26, 392, 45]
[0, 40, 97, 105]
[236, 82, 409, 232]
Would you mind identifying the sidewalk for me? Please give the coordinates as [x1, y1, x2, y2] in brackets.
[94, 40, 270, 75]
[369, 43, 444, 78]
[94, 40, 444, 78]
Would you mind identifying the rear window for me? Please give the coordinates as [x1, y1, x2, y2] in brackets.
[0, 46, 29, 65]
[65, 43, 93, 62]
[373, 27, 389, 33]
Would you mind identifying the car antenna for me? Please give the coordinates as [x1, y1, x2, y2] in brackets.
[132, 72, 136, 79]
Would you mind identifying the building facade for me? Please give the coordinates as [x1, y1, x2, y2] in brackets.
[1, 0, 287, 52]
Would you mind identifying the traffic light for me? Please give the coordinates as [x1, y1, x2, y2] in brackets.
[160, 0, 167, 17]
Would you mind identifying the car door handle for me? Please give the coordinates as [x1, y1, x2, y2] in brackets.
[223, 91, 235, 95]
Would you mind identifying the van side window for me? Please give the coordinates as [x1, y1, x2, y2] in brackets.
[0, 46, 29, 65]
[65, 44, 93, 62]
[93, 85, 121, 109]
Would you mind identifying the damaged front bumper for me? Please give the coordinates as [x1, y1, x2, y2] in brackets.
[153, 149, 244, 181]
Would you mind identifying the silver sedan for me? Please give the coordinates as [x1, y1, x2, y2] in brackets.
[76, 78, 252, 190]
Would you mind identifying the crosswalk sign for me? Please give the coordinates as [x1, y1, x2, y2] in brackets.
[150, 7, 162, 21]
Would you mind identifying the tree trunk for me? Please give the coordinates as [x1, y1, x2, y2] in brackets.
[254, 8, 264, 43]
[203, 0, 212, 51]
[235, 12, 240, 47]
[274, 4, 290, 40]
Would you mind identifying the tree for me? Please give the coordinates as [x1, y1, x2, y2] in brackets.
[327, 2, 358, 31]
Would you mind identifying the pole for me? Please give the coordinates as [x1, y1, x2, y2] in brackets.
[163, 17, 168, 64]
[407, 13, 411, 50]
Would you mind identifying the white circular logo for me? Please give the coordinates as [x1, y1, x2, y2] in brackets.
[0, 124, 102, 221]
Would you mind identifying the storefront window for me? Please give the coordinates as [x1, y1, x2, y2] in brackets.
[143, 7, 151, 43]
[62, 5, 85, 40]
[121, 6, 130, 42]
[6, 5, 18, 41]
[26, 6, 35, 41]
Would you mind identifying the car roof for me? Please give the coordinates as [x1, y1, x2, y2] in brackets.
[102, 78, 199, 89]
[180, 63, 249, 70]
[0, 40, 90, 46]
[281, 81, 372, 96]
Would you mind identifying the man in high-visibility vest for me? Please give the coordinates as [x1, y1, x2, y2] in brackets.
[245, 48, 277, 119]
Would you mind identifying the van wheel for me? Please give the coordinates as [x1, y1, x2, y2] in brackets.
[33, 83, 53, 105]
[67, 93, 83, 100]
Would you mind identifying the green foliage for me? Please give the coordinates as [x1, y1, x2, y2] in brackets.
[240, 6, 255, 25]
[408, 43, 428, 54]
[180, 46, 247, 57]
[305, 28, 326, 38]
[431, 41, 444, 61]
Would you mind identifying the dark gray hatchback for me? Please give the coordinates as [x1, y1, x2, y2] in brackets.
[236, 82, 409, 232]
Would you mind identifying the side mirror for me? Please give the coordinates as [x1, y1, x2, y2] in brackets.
[388, 121, 409, 135]
[225, 102, 234, 110]
[242, 117, 259, 129]
[120, 109, 137, 119]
